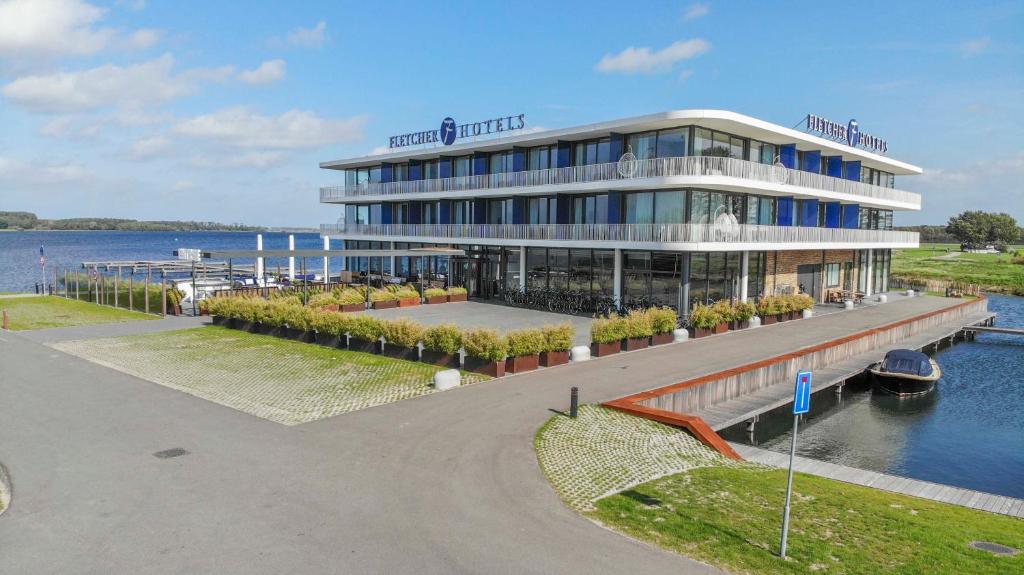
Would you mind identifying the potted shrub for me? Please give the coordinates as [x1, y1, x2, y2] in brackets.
[208, 297, 229, 326]
[757, 296, 780, 325]
[447, 286, 468, 303]
[505, 328, 544, 373]
[370, 289, 399, 310]
[793, 294, 815, 319]
[381, 318, 425, 361]
[731, 301, 756, 330]
[334, 288, 365, 312]
[622, 309, 653, 351]
[424, 287, 448, 305]
[710, 301, 733, 334]
[689, 303, 722, 338]
[310, 310, 345, 348]
[283, 305, 314, 342]
[347, 316, 384, 353]
[540, 323, 574, 367]
[396, 288, 422, 308]
[648, 307, 678, 346]
[590, 315, 626, 357]
[462, 328, 507, 377]
[421, 323, 462, 368]
[308, 291, 339, 312]
[198, 298, 211, 316]
[166, 287, 184, 316]
[233, 299, 259, 332]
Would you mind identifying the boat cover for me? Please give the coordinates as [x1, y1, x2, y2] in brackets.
[881, 349, 934, 377]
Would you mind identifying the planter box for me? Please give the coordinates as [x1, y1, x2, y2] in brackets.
[341, 303, 365, 313]
[713, 322, 729, 335]
[426, 295, 448, 305]
[464, 356, 505, 377]
[235, 320, 256, 333]
[540, 350, 570, 367]
[761, 314, 776, 325]
[776, 313, 788, 323]
[286, 327, 313, 342]
[315, 332, 342, 348]
[211, 315, 228, 327]
[690, 326, 714, 338]
[788, 311, 801, 321]
[650, 332, 674, 346]
[382, 343, 419, 361]
[591, 341, 621, 357]
[372, 300, 398, 310]
[622, 337, 649, 351]
[258, 322, 277, 336]
[421, 349, 460, 369]
[167, 304, 183, 316]
[447, 293, 468, 302]
[199, 308, 210, 316]
[505, 354, 539, 374]
[348, 336, 382, 354]
[729, 319, 751, 331]
[323, 304, 339, 312]
[398, 298, 421, 308]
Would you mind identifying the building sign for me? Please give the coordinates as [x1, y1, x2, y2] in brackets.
[389, 114, 526, 149]
[806, 114, 888, 153]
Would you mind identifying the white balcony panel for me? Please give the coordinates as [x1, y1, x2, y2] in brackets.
[320, 156, 920, 211]
[321, 223, 919, 252]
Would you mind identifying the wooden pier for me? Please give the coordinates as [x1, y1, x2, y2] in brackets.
[964, 325, 1024, 336]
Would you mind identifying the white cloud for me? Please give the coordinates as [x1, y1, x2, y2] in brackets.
[0, 0, 159, 61]
[678, 69, 694, 81]
[2, 54, 227, 113]
[901, 153, 1024, 224]
[271, 21, 328, 49]
[959, 36, 990, 58]
[0, 155, 93, 185]
[171, 179, 194, 192]
[596, 39, 710, 74]
[173, 107, 366, 149]
[189, 150, 290, 169]
[116, 0, 146, 10]
[129, 134, 171, 160]
[683, 3, 709, 21]
[238, 59, 287, 85]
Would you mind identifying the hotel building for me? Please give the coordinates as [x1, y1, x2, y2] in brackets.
[318, 110, 920, 315]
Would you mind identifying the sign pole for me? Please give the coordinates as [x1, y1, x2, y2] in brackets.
[780, 370, 812, 559]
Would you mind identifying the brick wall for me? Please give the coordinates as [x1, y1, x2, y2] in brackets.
[765, 249, 858, 299]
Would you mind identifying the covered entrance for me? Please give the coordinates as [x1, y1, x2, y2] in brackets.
[450, 248, 503, 299]
[797, 264, 822, 301]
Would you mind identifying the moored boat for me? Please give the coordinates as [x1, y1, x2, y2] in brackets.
[869, 349, 941, 396]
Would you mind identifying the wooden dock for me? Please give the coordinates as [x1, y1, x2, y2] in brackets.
[698, 312, 995, 432]
[965, 325, 1024, 336]
[733, 443, 1024, 518]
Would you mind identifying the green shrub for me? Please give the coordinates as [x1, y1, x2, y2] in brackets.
[336, 289, 365, 305]
[370, 289, 399, 302]
[282, 305, 312, 330]
[394, 288, 421, 301]
[711, 300, 735, 323]
[424, 288, 447, 298]
[791, 293, 816, 311]
[542, 323, 575, 352]
[462, 328, 507, 361]
[733, 301, 757, 321]
[348, 316, 384, 341]
[447, 286, 468, 296]
[757, 296, 780, 316]
[381, 318, 425, 348]
[506, 328, 545, 357]
[689, 303, 722, 329]
[624, 309, 654, 338]
[423, 324, 462, 354]
[591, 315, 628, 344]
[648, 307, 678, 334]
[308, 292, 337, 308]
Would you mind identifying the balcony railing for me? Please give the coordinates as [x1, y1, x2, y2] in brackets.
[320, 155, 921, 208]
[321, 222, 918, 246]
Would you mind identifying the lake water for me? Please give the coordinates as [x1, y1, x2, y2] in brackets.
[723, 293, 1024, 499]
[0, 230, 323, 292]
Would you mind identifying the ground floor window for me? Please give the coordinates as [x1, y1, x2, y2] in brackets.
[524, 247, 615, 297]
[824, 262, 840, 288]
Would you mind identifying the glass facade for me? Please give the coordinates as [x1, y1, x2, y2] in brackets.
[570, 194, 608, 224]
[527, 196, 557, 224]
[573, 138, 611, 166]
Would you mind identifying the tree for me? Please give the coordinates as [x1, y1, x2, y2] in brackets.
[946, 211, 1019, 248]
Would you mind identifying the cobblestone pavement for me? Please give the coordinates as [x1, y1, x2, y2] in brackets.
[52, 327, 488, 425]
[536, 406, 746, 511]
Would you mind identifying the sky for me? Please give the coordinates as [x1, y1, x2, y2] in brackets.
[0, 0, 1021, 228]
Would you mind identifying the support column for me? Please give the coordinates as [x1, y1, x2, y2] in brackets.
[255, 233, 264, 280]
[865, 248, 874, 296]
[519, 246, 527, 290]
[323, 236, 330, 283]
[679, 253, 691, 315]
[389, 241, 396, 278]
[740, 251, 750, 302]
[288, 234, 296, 280]
[613, 248, 623, 308]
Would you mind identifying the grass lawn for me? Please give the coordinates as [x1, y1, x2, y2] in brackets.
[0, 295, 157, 330]
[592, 466, 1023, 575]
[892, 243, 1024, 294]
[53, 326, 489, 424]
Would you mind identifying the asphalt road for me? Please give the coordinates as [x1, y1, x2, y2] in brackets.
[0, 295, 959, 574]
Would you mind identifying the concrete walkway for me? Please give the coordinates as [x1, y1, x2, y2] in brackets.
[0, 295, 972, 574]
[732, 443, 1024, 518]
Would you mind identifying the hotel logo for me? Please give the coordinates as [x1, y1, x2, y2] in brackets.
[389, 114, 527, 149]
[806, 114, 886, 153]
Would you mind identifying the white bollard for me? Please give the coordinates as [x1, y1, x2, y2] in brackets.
[673, 328, 690, 342]
[433, 369, 461, 391]
[905, 289, 915, 297]
[802, 309, 814, 319]
[877, 294, 888, 303]
[570, 345, 591, 362]
[748, 316, 762, 328]
[844, 300, 855, 310]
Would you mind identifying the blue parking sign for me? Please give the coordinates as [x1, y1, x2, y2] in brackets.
[793, 372, 812, 415]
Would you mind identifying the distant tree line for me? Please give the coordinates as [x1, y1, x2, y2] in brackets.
[944, 211, 1020, 249]
[0, 211, 264, 232]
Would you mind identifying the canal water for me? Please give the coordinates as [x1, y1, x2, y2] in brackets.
[722, 293, 1024, 499]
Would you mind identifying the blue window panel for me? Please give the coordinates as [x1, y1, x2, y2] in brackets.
[512, 197, 526, 224]
[777, 197, 794, 226]
[609, 133, 624, 162]
[380, 203, 393, 225]
[408, 201, 421, 225]
[779, 144, 797, 169]
[606, 191, 622, 224]
[842, 204, 860, 228]
[824, 202, 841, 228]
[802, 150, 821, 173]
[555, 142, 571, 168]
[512, 148, 527, 172]
[408, 160, 423, 181]
[473, 200, 486, 224]
[844, 160, 861, 181]
[826, 156, 843, 178]
[380, 163, 393, 183]
[438, 157, 453, 179]
[801, 199, 819, 227]
[555, 195, 571, 224]
[438, 200, 451, 225]
[473, 152, 488, 176]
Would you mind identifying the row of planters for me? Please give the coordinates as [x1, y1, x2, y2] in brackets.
[303, 285, 469, 311]
[687, 294, 816, 338]
[205, 297, 573, 378]
[589, 307, 679, 357]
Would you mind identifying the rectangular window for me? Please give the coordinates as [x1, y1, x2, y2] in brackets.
[656, 128, 688, 158]
[454, 156, 472, 178]
[423, 160, 438, 180]
[690, 190, 710, 224]
[627, 131, 658, 160]
[654, 190, 686, 223]
[623, 192, 654, 224]
[528, 146, 555, 171]
[824, 263, 840, 288]
[526, 248, 547, 290]
[592, 250, 615, 296]
[568, 249, 592, 292]
[393, 163, 409, 182]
